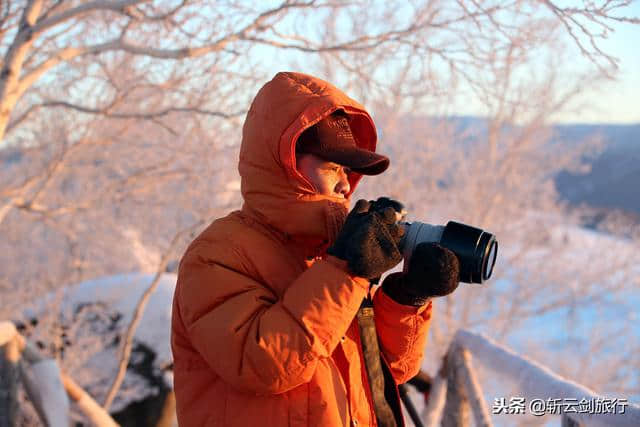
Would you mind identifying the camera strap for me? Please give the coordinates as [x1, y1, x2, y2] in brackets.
[356, 296, 402, 427]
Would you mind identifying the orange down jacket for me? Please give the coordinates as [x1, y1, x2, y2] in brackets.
[171, 72, 433, 427]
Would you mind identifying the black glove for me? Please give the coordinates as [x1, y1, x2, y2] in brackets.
[327, 199, 404, 279]
[382, 242, 460, 306]
[366, 197, 407, 248]
[368, 197, 407, 222]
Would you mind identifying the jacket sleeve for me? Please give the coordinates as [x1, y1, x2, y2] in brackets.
[176, 243, 368, 395]
[372, 286, 433, 385]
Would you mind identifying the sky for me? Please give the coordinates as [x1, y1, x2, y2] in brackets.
[554, 3, 640, 124]
[434, 1, 640, 125]
[249, 1, 639, 126]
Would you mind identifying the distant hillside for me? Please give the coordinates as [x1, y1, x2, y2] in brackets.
[436, 118, 640, 217]
[553, 123, 640, 216]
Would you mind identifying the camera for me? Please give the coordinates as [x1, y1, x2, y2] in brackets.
[367, 197, 498, 284]
[398, 220, 498, 284]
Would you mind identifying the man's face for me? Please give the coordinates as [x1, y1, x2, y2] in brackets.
[296, 153, 351, 199]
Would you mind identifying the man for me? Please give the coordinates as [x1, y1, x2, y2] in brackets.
[171, 72, 459, 426]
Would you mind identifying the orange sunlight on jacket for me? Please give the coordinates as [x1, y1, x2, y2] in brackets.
[171, 72, 433, 426]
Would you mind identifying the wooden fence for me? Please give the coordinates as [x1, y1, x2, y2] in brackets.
[420, 330, 640, 427]
[4, 321, 639, 427]
[0, 321, 118, 427]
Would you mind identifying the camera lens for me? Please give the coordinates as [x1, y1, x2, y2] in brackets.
[482, 239, 498, 281]
[441, 221, 498, 284]
[400, 220, 498, 284]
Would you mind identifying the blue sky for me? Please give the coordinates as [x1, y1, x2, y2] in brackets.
[248, 1, 639, 125]
[555, 3, 640, 124]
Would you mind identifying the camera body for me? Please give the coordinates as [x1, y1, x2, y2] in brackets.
[398, 221, 498, 284]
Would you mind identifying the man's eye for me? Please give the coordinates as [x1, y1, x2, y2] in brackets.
[326, 165, 348, 173]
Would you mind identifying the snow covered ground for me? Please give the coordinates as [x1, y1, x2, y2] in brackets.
[18, 273, 177, 413]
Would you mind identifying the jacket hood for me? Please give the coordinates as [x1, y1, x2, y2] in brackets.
[239, 72, 379, 251]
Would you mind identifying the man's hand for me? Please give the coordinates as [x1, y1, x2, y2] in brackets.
[383, 242, 460, 306]
[368, 197, 407, 222]
[327, 199, 404, 279]
[366, 196, 407, 249]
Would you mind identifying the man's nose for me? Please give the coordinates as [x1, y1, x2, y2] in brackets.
[335, 169, 350, 196]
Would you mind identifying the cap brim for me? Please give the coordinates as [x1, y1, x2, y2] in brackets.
[323, 146, 390, 176]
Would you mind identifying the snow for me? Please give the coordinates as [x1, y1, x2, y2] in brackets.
[20, 272, 177, 412]
[454, 330, 640, 427]
[478, 212, 640, 380]
[20, 359, 70, 427]
[59, 272, 176, 366]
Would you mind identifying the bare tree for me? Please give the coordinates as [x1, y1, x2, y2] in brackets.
[2, 0, 635, 225]
[353, 9, 638, 421]
[1, 0, 638, 422]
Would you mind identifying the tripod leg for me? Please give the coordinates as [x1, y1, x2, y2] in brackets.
[398, 384, 425, 427]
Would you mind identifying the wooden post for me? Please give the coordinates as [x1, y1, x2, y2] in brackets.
[155, 390, 177, 427]
[441, 346, 470, 427]
[0, 323, 20, 427]
[21, 341, 119, 427]
[1, 322, 120, 427]
[456, 348, 493, 427]
[422, 373, 447, 427]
